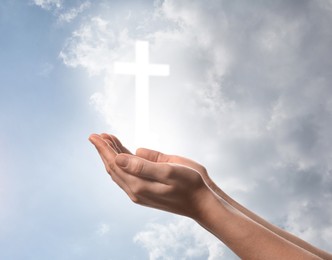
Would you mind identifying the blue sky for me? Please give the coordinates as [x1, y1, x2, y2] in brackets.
[1, 0, 332, 259]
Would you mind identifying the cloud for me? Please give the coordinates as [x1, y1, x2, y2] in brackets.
[59, 16, 131, 76]
[285, 193, 332, 250]
[96, 223, 110, 236]
[37, 62, 54, 77]
[59, 0, 332, 254]
[134, 217, 226, 260]
[32, 0, 90, 24]
[57, 1, 91, 24]
[33, 0, 62, 10]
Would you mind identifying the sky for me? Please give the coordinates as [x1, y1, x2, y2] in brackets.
[1, 0, 332, 259]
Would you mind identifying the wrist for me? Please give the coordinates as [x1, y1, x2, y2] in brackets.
[192, 189, 251, 244]
[192, 187, 232, 226]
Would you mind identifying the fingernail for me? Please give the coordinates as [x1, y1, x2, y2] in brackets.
[116, 154, 129, 168]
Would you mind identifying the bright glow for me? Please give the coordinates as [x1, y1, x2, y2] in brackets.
[114, 41, 170, 146]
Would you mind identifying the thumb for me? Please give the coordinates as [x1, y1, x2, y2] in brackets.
[115, 154, 169, 183]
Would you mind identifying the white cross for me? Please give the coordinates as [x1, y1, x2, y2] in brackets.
[114, 41, 169, 145]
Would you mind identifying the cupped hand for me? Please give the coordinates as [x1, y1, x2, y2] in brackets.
[89, 133, 213, 219]
[135, 147, 223, 195]
[98, 133, 222, 196]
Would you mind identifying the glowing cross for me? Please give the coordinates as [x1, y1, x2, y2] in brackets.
[114, 41, 169, 145]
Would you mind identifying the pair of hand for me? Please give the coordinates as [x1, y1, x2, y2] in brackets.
[89, 133, 216, 219]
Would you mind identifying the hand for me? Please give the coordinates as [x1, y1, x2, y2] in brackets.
[135, 147, 224, 196]
[89, 134, 213, 219]
[98, 133, 220, 193]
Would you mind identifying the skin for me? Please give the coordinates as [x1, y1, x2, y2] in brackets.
[89, 133, 332, 259]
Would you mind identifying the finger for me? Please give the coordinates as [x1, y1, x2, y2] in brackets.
[117, 155, 202, 189]
[111, 135, 132, 154]
[136, 148, 169, 163]
[99, 133, 120, 153]
[89, 134, 117, 161]
[103, 138, 119, 153]
[136, 148, 204, 173]
[115, 154, 172, 184]
[89, 134, 121, 178]
[100, 133, 132, 154]
[89, 134, 136, 200]
[118, 172, 170, 204]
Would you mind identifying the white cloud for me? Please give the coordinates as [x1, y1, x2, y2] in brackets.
[96, 223, 110, 236]
[33, 0, 90, 25]
[57, 1, 91, 24]
[38, 62, 54, 77]
[33, 0, 62, 10]
[134, 217, 226, 260]
[59, 16, 131, 76]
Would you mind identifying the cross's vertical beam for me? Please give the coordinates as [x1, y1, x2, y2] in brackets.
[114, 41, 169, 145]
[135, 41, 150, 144]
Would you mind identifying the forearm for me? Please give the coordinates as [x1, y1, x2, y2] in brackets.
[195, 191, 322, 260]
[209, 184, 332, 259]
